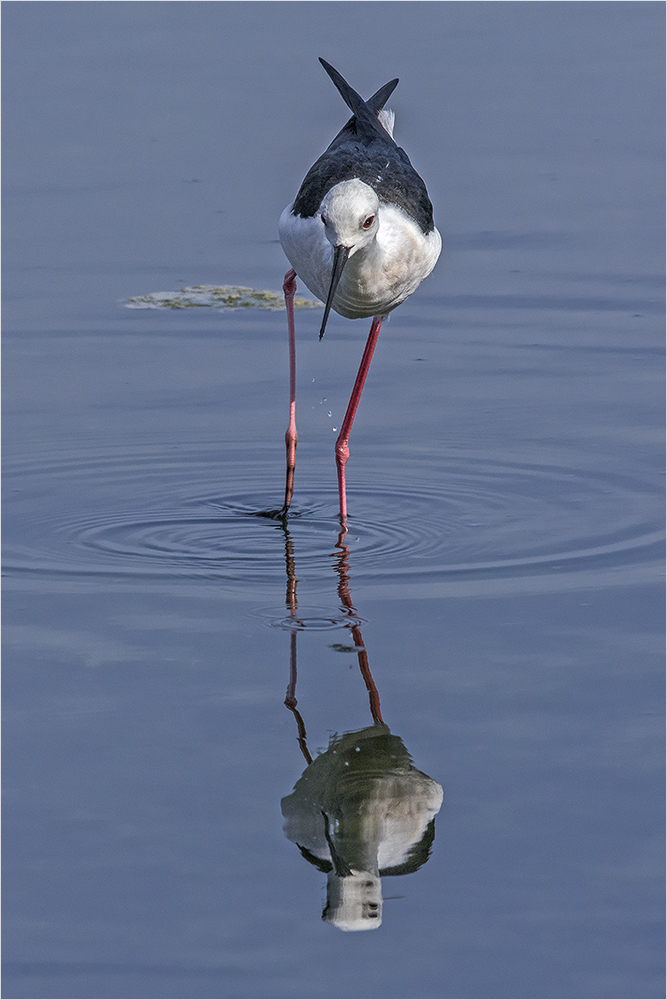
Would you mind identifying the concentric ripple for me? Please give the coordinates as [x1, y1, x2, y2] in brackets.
[3, 442, 662, 599]
[265, 608, 367, 631]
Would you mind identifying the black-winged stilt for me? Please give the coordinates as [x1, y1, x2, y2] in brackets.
[278, 59, 441, 523]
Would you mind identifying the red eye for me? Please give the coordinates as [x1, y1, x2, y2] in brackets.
[362, 215, 375, 229]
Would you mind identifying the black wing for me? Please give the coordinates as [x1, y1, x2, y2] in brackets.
[291, 60, 435, 235]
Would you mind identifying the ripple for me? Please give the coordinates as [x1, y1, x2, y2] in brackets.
[3, 443, 662, 597]
[262, 608, 366, 631]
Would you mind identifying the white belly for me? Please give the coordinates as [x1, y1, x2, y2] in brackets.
[279, 204, 441, 320]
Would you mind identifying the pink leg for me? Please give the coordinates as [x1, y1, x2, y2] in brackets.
[281, 269, 298, 517]
[335, 314, 384, 522]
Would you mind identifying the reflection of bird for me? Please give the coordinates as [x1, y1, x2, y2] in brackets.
[278, 59, 442, 521]
[282, 725, 443, 932]
[279, 521, 444, 931]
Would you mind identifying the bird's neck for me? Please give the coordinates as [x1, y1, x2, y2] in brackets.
[343, 236, 380, 280]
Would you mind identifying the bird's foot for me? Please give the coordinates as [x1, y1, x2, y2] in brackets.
[252, 506, 291, 522]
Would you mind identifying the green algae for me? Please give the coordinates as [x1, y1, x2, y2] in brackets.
[125, 285, 320, 311]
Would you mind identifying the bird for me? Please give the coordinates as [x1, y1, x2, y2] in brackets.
[277, 58, 441, 523]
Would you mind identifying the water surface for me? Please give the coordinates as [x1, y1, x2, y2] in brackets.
[3, 4, 664, 999]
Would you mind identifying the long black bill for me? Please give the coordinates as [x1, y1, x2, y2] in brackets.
[319, 244, 350, 341]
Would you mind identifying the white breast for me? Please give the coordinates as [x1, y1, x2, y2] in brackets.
[279, 204, 441, 321]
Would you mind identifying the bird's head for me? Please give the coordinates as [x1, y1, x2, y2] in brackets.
[320, 179, 380, 253]
[318, 179, 379, 339]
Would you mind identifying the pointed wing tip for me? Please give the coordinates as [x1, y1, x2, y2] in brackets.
[319, 57, 344, 89]
[320, 59, 399, 112]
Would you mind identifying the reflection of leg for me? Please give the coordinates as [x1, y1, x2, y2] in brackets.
[333, 526, 383, 724]
[353, 626, 384, 725]
[284, 631, 312, 764]
[334, 314, 383, 523]
[284, 528, 298, 617]
[333, 529, 355, 614]
[281, 269, 298, 517]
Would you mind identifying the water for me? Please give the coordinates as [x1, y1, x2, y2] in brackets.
[3, 4, 664, 999]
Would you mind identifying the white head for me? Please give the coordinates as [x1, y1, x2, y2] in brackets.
[317, 179, 380, 338]
[319, 178, 380, 256]
[323, 871, 383, 932]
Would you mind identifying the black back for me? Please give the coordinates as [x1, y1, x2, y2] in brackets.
[291, 59, 435, 235]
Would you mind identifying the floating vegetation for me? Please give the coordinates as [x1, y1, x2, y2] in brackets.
[125, 285, 320, 311]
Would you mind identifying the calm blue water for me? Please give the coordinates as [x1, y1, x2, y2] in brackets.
[3, 3, 664, 999]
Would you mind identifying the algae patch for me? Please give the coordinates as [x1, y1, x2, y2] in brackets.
[125, 285, 320, 311]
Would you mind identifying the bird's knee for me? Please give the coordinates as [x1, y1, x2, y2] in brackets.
[335, 439, 349, 468]
[283, 269, 297, 297]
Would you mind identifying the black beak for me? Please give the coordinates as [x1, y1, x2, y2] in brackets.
[319, 244, 350, 340]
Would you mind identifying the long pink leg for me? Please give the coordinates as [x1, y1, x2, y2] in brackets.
[334, 314, 384, 522]
[280, 269, 298, 517]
